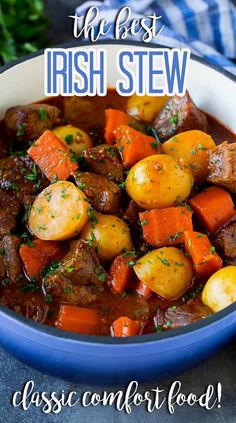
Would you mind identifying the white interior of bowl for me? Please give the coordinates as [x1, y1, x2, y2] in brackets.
[0, 44, 235, 133]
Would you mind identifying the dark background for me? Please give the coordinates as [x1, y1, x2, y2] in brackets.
[0, 1, 236, 421]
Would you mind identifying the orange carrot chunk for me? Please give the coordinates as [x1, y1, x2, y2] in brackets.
[115, 125, 160, 167]
[189, 186, 236, 233]
[111, 316, 141, 337]
[184, 231, 222, 278]
[19, 239, 63, 278]
[136, 281, 153, 299]
[139, 206, 193, 247]
[104, 109, 133, 144]
[55, 306, 101, 335]
[28, 130, 78, 181]
[110, 254, 136, 294]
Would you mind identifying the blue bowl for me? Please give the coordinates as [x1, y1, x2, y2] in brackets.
[0, 304, 236, 385]
[0, 41, 236, 385]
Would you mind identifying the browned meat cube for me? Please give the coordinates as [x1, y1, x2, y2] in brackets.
[0, 155, 49, 202]
[123, 199, 141, 231]
[74, 171, 121, 214]
[84, 144, 124, 183]
[215, 223, 236, 259]
[2, 236, 22, 282]
[207, 141, 236, 194]
[5, 104, 61, 141]
[42, 240, 108, 305]
[154, 300, 211, 330]
[154, 91, 207, 141]
[0, 190, 21, 238]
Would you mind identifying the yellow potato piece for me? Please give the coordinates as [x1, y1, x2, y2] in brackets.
[202, 266, 236, 313]
[125, 154, 194, 210]
[126, 94, 168, 123]
[162, 130, 216, 185]
[29, 181, 89, 240]
[53, 124, 92, 156]
[81, 213, 133, 261]
[134, 247, 193, 301]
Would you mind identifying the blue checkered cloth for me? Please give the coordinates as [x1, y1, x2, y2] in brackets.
[76, 0, 236, 75]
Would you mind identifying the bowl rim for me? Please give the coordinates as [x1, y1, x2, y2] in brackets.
[0, 39, 236, 346]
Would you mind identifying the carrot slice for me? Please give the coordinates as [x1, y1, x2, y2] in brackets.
[104, 109, 132, 144]
[28, 130, 78, 181]
[111, 316, 141, 337]
[184, 231, 222, 277]
[189, 186, 236, 233]
[139, 206, 193, 247]
[55, 306, 101, 335]
[136, 281, 153, 299]
[115, 125, 160, 167]
[19, 239, 63, 278]
[109, 254, 136, 294]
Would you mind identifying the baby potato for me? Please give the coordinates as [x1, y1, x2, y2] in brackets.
[125, 154, 193, 210]
[53, 124, 92, 156]
[81, 214, 133, 261]
[162, 130, 216, 185]
[29, 181, 89, 240]
[134, 247, 193, 301]
[202, 266, 236, 313]
[126, 94, 168, 123]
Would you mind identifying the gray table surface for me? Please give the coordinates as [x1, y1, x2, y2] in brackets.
[0, 338, 235, 422]
[1, 1, 236, 421]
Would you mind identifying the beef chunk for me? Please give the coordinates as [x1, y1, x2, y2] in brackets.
[0, 190, 21, 238]
[74, 171, 121, 214]
[0, 155, 48, 202]
[215, 223, 236, 259]
[84, 145, 124, 183]
[123, 199, 141, 231]
[207, 142, 236, 194]
[5, 104, 61, 141]
[42, 240, 108, 305]
[154, 300, 211, 330]
[2, 236, 22, 282]
[154, 91, 207, 141]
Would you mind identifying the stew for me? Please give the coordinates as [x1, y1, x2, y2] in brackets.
[0, 90, 236, 337]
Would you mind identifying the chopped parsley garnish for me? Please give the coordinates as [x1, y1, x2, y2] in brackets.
[210, 246, 216, 254]
[44, 189, 52, 202]
[65, 266, 75, 273]
[168, 232, 181, 242]
[77, 181, 86, 190]
[198, 144, 208, 151]
[166, 319, 173, 327]
[155, 325, 163, 332]
[87, 208, 98, 227]
[118, 181, 126, 190]
[51, 173, 58, 184]
[169, 305, 177, 312]
[140, 219, 148, 225]
[169, 114, 178, 127]
[64, 287, 72, 294]
[123, 249, 138, 258]
[151, 141, 159, 149]
[26, 164, 37, 181]
[95, 265, 107, 282]
[87, 231, 96, 247]
[42, 260, 61, 277]
[118, 145, 124, 152]
[38, 108, 48, 121]
[65, 134, 73, 145]
[127, 260, 136, 267]
[156, 255, 170, 266]
[0, 248, 5, 255]
[45, 294, 53, 304]
[16, 123, 27, 137]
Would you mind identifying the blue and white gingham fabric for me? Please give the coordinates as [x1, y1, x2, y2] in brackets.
[76, 0, 236, 75]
